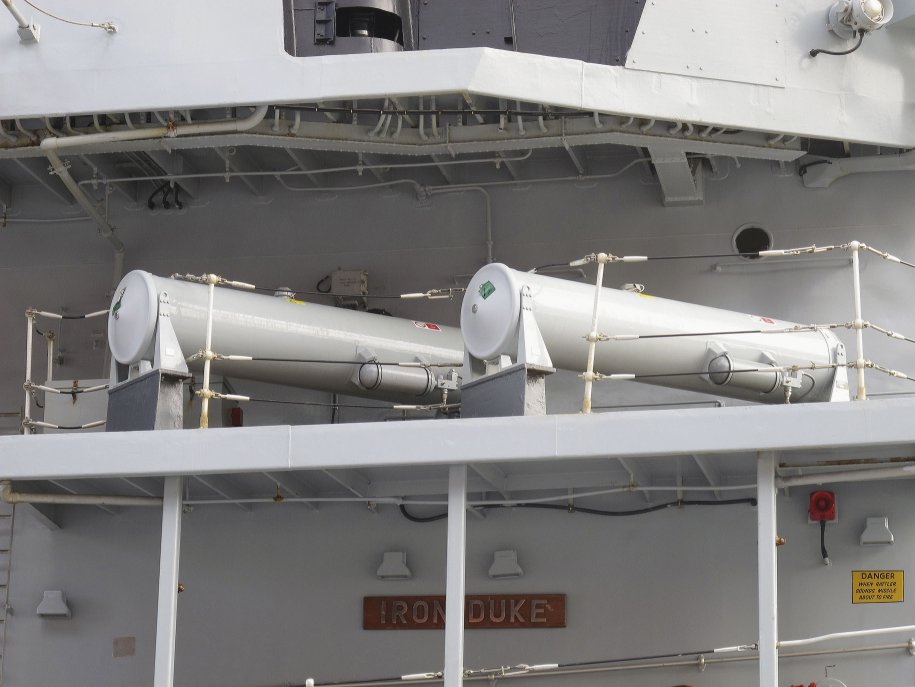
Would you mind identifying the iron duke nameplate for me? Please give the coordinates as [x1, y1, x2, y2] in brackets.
[363, 594, 566, 629]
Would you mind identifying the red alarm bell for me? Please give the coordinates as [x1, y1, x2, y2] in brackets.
[809, 490, 836, 522]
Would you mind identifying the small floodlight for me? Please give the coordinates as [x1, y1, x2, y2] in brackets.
[827, 0, 893, 39]
[811, 0, 893, 56]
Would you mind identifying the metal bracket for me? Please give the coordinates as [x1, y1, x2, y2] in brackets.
[517, 285, 553, 370]
[829, 341, 851, 402]
[153, 293, 189, 375]
[17, 22, 40, 44]
[314, 0, 335, 44]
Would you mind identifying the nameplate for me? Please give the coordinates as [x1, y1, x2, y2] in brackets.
[363, 594, 565, 630]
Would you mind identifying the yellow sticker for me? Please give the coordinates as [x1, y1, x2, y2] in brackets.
[637, 294, 655, 299]
[852, 570, 904, 604]
[285, 298, 306, 305]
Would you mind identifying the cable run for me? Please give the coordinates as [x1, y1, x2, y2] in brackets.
[244, 397, 410, 410]
[19, 0, 116, 31]
[593, 362, 843, 382]
[399, 498, 757, 523]
[598, 324, 847, 341]
[222, 358, 462, 368]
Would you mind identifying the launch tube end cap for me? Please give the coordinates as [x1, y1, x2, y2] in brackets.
[108, 270, 159, 365]
[461, 263, 522, 360]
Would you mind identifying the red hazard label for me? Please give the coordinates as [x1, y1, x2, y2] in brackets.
[752, 315, 776, 325]
[413, 321, 442, 331]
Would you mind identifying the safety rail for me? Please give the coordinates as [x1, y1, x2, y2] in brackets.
[573, 241, 915, 413]
[22, 308, 108, 435]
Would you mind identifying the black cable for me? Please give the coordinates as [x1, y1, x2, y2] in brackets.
[147, 182, 169, 210]
[315, 274, 332, 294]
[161, 185, 172, 210]
[248, 358, 456, 367]
[399, 498, 756, 523]
[529, 262, 572, 273]
[646, 252, 762, 261]
[615, 328, 810, 340]
[798, 159, 832, 177]
[630, 367, 788, 380]
[557, 647, 734, 669]
[820, 519, 830, 563]
[251, 285, 406, 299]
[44, 423, 100, 430]
[810, 29, 866, 58]
[399, 504, 448, 522]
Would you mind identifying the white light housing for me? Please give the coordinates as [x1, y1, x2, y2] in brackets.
[488, 550, 524, 579]
[376, 551, 412, 580]
[860, 516, 894, 545]
[827, 0, 894, 39]
[36, 590, 71, 618]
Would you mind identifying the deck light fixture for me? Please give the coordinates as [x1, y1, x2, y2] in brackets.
[860, 516, 894, 546]
[36, 590, 71, 618]
[376, 551, 412, 580]
[488, 550, 524, 579]
[811, 0, 893, 56]
[827, 0, 893, 39]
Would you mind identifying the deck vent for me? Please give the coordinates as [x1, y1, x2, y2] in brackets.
[488, 550, 524, 579]
[733, 224, 772, 259]
[376, 551, 412, 580]
[36, 590, 71, 618]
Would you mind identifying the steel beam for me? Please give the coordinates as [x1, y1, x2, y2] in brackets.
[469, 463, 509, 499]
[12, 158, 73, 205]
[262, 471, 318, 512]
[647, 146, 704, 206]
[495, 151, 523, 180]
[562, 139, 586, 175]
[0, 118, 805, 163]
[692, 454, 722, 500]
[7, 399, 915, 480]
[153, 476, 183, 687]
[194, 475, 251, 512]
[431, 154, 457, 184]
[444, 464, 467, 687]
[0, 173, 11, 209]
[284, 148, 325, 187]
[757, 451, 778, 687]
[323, 468, 370, 497]
[212, 147, 263, 197]
[617, 457, 652, 503]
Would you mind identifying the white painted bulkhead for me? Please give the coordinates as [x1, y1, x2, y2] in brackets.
[3, 482, 914, 687]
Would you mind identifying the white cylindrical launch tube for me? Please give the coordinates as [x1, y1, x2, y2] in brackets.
[461, 264, 845, 404]
[107, 271, 464, 402]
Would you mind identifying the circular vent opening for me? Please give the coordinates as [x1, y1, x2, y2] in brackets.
[733, 224, 772, 259]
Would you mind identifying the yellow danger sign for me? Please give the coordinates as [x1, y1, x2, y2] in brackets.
[852, 570, 904, 604]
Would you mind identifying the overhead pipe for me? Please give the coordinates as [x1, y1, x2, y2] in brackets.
[316, 643, 913, 687]
[777, 464, 915, 488]
[779, 625, 915, 649]
[39, 105, 268, 290]
[0, 480, 162, 507]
